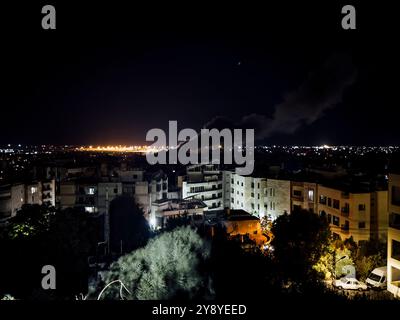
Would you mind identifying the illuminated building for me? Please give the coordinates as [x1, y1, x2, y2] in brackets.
[182, 164, 224, 211]
[317, 185, 388, 243]
[388, 173, 400, 297]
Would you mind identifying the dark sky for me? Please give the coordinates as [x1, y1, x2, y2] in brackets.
[1, 2, 398, 145]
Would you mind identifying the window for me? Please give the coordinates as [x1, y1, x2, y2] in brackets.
[88, 187, 95, 195]
[257, 183, 260, 189]
[358, 204, 366, 211]
[392, 240, 400, 261]
[251, 182, 254, 188]
[251, 192, 254, 198]
[231, 198, 234, 203]
[293, 190, 302, 197]
[257, 204, 260, 210]
[231, 188, 234, 194]
[114, 188, 118, 194]
[332, 216, 340, 226]
[333, 199, 340, 209]
[231, 178, 234, 184]
[319, 195, 327, 205]
[237, 181, 239, 185]
[389, 213, 400, 230]
[328, 198, 332, 207]
[241, 182, 243, 187]
[358, 221, 366, 229]
[31, 186, 38, 194]
[257, 194, 260, 199]
[392, 186, 400, 206]
[251, 203, 254, 209]
[327, 214, 332, 223]
[308, 189, 314, 201]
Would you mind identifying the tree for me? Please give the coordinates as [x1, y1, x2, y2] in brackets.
[109, 196, 150, 254]
[96, 226, 212, 300]
[271, 209, 331, 288]
[0, 205, 101, 299]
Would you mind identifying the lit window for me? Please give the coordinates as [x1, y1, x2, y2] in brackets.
[88, 187, 95, 195]
[31, 186, 38, 194]
[308, 190, 314, 201]
[85, 207, 95, 213]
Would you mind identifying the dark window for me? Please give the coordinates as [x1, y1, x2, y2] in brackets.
[358, 204, 366, 211]
[392, 240, 400, 261]
[392, 186, 400, 206]
[389, 213, 400, 230]
[319, 195, 327, 205]
[251, 182, 254, 188]
[358, 221, 366, 229]
[251, 192, 254, 198]
[333, 216, 340, 226]
[333, 199, 340, 209]
[328, 198, 332, 207]
[293, 190, 302, 197]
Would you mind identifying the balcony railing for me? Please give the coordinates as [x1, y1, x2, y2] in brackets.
[341, 225, 350, 233]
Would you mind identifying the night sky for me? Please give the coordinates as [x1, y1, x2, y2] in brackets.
[1, 2, 398, 146]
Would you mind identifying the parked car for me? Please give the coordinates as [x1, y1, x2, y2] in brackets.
[366, 266, 387, 290]
[334, 277, 368, 291]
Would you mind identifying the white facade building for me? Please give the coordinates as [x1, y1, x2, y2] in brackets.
[182, 164, 223, 211]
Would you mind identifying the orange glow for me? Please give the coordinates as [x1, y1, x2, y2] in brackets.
[76, 145, 168, 153]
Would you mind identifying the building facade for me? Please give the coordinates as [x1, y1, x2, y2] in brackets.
[388, 173, 400, 298]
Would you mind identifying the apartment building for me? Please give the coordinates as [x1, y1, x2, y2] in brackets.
[150, 198, 207, 228]
[290, 181, 317, 213]
[317, 185, 388, 243]
[0, 180, 56, 223]
[388, 173, 400, 298]
[228, 171, 268, 217]
[0, 183, 25, 223]
[182, 164, 223, 211]
[265, 179, 291, 219]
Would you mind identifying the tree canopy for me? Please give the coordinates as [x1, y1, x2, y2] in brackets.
[96, 226, 212, 300]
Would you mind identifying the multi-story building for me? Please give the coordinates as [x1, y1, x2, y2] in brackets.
[388, 173, 400, 298]
[290, 181, 317, 213]
[228, 171, 268, 217]
[0, 183, 25, 223]
[150, 198, 207, 228]
[265, 179, 291, 219]
[0, 180, 56, 224]
[182, 164, 223, 211]
[317, 185, 388, 243]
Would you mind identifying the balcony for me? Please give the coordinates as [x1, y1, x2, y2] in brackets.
[341, 207, 350, 217]
[341, 224, 350, 234]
